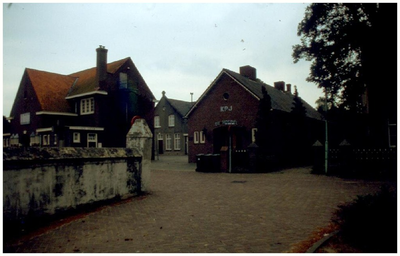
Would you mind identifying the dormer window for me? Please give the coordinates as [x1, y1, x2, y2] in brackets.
[119, 72, 128, 89]
[80, 97, 95, 115]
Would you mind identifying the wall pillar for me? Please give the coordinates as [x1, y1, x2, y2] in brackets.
[126, 118, 153, 192]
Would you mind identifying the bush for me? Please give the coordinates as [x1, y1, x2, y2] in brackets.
[333, 186, 397, 253]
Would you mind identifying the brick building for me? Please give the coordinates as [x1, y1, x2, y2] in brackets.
[185, 66, 323, 170]
[6, 46, 155, 148]
[154, 91, 195, 156]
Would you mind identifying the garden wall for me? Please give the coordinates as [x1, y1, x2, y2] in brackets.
[3, 147, 142, 222]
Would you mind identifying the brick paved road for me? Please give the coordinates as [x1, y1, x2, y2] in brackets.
[4, 156, 391, 253]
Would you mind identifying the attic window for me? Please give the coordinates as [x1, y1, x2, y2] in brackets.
[223, 93, 230, 100]
[20, 112, 30, 125]
[119, 72, 128, 89]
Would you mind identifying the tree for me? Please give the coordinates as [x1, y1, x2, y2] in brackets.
[293, 3, 396, 114]
[255, 86, 272, 150]
[288, 86, 308, 165]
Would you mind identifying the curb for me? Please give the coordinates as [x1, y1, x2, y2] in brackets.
[306, 230, 339, 253]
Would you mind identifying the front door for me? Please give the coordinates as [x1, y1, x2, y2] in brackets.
[213, 126, 247, 172]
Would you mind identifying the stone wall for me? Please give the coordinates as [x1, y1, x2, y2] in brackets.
[3, 147, 142, 223]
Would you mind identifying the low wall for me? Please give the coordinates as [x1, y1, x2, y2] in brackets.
[3, 147, 142, 223]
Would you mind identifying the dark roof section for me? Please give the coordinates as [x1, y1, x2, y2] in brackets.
[26, 68, 76, 112]
[186, 68, 323, 120]
[168, 98, 196, 117]
[67, 58, 129, 97]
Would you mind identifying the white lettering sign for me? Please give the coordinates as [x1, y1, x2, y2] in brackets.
[220, 106, 233, 112]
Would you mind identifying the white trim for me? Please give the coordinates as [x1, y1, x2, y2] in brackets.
[36, 111, 78, 117]
[36, 127, 53, 133]
[65, 90, 108, 100]
[3, 133, 11, 137]
[73, 132, 81, 143]
[87, 133, 98, 148]
[68, 126, 104, 131]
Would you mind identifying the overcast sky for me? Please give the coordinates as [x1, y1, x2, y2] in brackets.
[3, 3, 324, 116]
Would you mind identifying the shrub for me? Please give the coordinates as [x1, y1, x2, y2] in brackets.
[333, 186, 397, 253]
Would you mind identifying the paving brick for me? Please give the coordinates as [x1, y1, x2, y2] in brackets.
[4, 156, 393, 253]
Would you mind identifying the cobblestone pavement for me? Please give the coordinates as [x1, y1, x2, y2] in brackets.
[4, 156, 392, 253]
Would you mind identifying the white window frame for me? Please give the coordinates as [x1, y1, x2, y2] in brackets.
[194, 131, 199, 144]
[42, 134, 50, 146]
[20, 112, 30, 125]
[252, 128, 258, 143]
[168, 115, 175, 127]
[154, 116, 161, 128]
[174, 134, 181, 150]
[80, 97, 95, 115]
[3, 138, 10, 147]
[166, 134, 172, 150]
[200, 131, 206, 144]
[87, 133, 98, 148]
[73, 132, 81, 143]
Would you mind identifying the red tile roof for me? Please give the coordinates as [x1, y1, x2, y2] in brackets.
[26, 69, 76, 112]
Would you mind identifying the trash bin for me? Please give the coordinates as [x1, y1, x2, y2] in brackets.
[210, 154, 221, 172]
[204, 154, 213, 172]
[196, 154, 205, 172]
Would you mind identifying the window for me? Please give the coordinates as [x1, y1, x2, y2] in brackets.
[252, 128, 258, 143]
[87, 133, 97, 147]
[157, 133, 163, 141]
[223, 92, 230, 100]
[119, 72, 128, 89]
[54, 134, 58, 145]
[154, 116, 161, 128]
[174, 134, 181, 150]
[168, 115, 175, 127]
[166, 134, 172, 150]
[80, 98, 95, 115]
[42, 134, 50, 146]
[200, 131, 206, 144]
[3, 138, 9, 147]
[20, 112, 30, 125]
[194, 131, 199, 144]
[73, 132, 81, 143]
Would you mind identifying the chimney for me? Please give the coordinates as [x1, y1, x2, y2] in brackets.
[240, 65, 257, 80]
[96, 45, 108, 85]
[286, 83, 292, 94]
[274, 81, 285, 91]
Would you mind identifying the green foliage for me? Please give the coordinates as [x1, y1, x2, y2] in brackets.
[293, 3, 396, 112]
[255, 86, 272, 150]
[333, 186, 397, 252]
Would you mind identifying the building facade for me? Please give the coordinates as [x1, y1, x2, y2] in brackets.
[185, 66, 323, 169]
[154, 91, 195, 156]
[6, 46, 155, 148]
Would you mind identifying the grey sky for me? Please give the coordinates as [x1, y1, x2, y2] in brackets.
[3, 3, 323, 116]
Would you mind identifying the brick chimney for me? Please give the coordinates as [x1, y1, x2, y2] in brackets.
[274, 81, 285, 91]
[240, 65, 257, 80]
[286, 83, 292, 94]
[96, 45, 108, 87]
